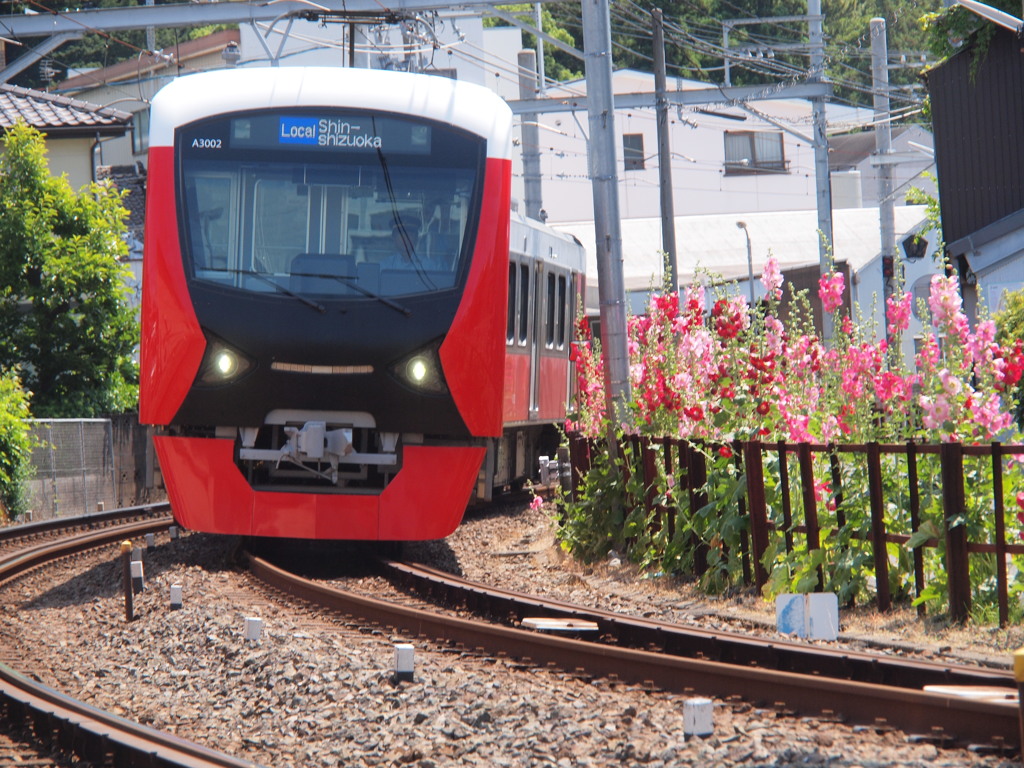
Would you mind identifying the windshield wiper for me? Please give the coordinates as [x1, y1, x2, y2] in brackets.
[237, 270, 326, 313]
[291, 271, 412, 317]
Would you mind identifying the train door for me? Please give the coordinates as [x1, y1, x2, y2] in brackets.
[529, 259, 544, 420]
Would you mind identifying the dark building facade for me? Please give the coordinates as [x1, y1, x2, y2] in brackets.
[924, 27, 1024, 311]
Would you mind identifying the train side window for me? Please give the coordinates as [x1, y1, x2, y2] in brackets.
[546, 272, 556, 347]
[557, 274, 568, 347]
[518, 263, 530, 345]
[507, 262, 517, 344]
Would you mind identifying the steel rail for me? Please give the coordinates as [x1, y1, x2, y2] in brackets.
[0, 515, 173, 586]
[382, 559, 1015, 691]
[249, 554, 1019, 751]
[0, 502, 172, 544]
[0, 511, 266, 768]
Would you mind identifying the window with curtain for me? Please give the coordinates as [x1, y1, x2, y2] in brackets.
[723, 130, 788, 175]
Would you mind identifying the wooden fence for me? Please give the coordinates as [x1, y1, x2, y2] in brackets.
[567, 435, 1024, 625]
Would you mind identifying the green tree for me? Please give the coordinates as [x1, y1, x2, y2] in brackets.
[0, 122, 139, 417]
[487, 4, 583, 84]
[0, 369, 33, 521]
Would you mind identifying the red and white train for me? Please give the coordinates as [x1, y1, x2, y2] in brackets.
[140, 67, 584, 540]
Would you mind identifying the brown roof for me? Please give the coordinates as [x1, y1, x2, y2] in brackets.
[0, 83, 131, 136]
[58, 29, 241, 94]
[828, 127, 910, 171]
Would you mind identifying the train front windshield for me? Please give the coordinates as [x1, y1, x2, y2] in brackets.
[177, 110, 486, 299]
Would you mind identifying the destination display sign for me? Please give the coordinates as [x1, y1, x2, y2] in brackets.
[218, 112, 433, 155]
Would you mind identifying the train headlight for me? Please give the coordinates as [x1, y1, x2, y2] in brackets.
[391, 341, 447, 395]
[214, 350, 240, 377]
[196, 336, 254, 386]
[408, 357, 429, 383]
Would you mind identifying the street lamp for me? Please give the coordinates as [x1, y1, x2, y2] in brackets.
[736, 221, 754, 305]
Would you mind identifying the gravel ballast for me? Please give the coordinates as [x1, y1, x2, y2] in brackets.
[0, 504, 1017, 768]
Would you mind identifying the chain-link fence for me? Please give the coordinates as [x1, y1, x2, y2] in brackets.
[26, 419, 117, 521]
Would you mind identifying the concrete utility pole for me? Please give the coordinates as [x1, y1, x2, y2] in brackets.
[534, 2, 546, 93]
[581, 0, 631, 424]
[518, 50, 544, 221]
[871, 17, 896, 335]
[808, 0, 834, 339]
[652, 8, 678, 291]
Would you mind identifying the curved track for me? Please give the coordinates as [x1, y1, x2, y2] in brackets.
[249, 553, 1020, 754]
[0, 506, 265, 768]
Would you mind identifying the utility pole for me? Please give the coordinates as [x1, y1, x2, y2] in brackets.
[809, 0, 834, 340]
[581, 0, 631, 425]
[871, 17, 896, 336]
[534, 2, 546, 93]
[145, 0, 155, 53]
[653, 8, 678, 291]
[519, 50, 544, 221]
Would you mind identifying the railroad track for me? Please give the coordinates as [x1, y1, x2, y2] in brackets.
[248, 552, 1021, 754]
[0, 506, 265, 768]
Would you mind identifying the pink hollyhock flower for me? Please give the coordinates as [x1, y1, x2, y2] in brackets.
[764, 315, 785, 356]
[885, 292, 912, 334]
[529, 495, 545, 511]
[915, 334, 940, 372]
[939, 369, 962, 398]
[761, 254, 784, 301]
[818, 271, 845, 314]
[971, 392, 1013, 438]
[928, 274, 963, 327]
[920, 394, 951, 430]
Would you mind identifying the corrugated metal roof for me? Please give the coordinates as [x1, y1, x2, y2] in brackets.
[0, 83, 131, 134]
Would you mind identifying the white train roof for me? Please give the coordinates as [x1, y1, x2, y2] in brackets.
[149, 67, 512, 160]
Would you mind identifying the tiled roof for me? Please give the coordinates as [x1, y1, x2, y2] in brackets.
[0, 83, 131, 135]
[96, 164, 147, 235]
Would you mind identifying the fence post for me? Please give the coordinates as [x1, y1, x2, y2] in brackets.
[829, 449, 846, 530]
[743, 441, 769, 592]
[733, 440, 752, 585]
[777, 441, 794, 552]
[866, 442, 891, 612]
[992, 442, 1008, 628]
[798, 442, 823, 592]
[940, 442, 971, 623]
[687, 442, 709, 576]
[906, 442, 926, 616]
[568, 433, 591, 503]
[641, 438, 658, 539]
[662, 437, 675, 540]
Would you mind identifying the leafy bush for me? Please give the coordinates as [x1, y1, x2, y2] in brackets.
[0, 121, 138, 417]
[0, 370, 33, 521]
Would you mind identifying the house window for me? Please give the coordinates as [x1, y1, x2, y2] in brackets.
[132, 108, 150, 155]
[623, 133, 645, 171]
[723, 130, 788, 174]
